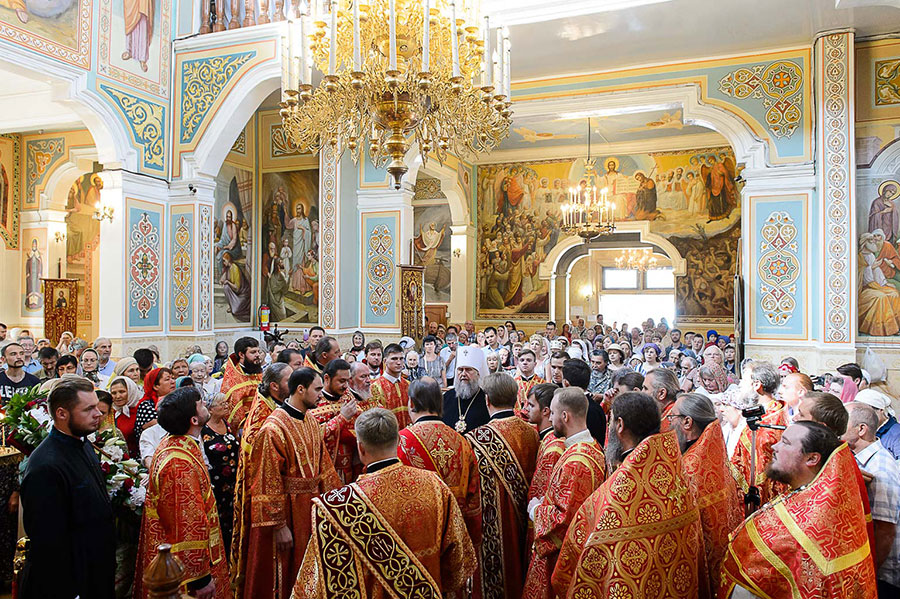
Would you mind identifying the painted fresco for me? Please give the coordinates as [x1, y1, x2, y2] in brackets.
[476, 146, 740, 317]
[857, 176, 900, 337]
[214, 162, 254, 327]
[0, 0, 90, 68]
[413, 204, 452, 303]
[670, 224, 741, 322]
[65, 167, 102, 324]
[99, 0, 172, 97]
[260, 169, 320, 324]
[22, 229, 46, 313]
[0, 134, 19, 249]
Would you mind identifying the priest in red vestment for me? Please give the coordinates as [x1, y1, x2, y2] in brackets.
[524, 387, 606, 599]
[370, 343, 411, 429]
[552, 392, 701, 599]
[230, 363, 292, 599]
[721, 422, 876, 598]
[398, 377, 482, 553]
[670, 394, 744, 599]
[242, 367, 341, 599]
[302, 336, 340, 375]
[514, 349, 545, 418]
[135, 387, 229, 599]
[643, 368, 678, 432]
[221, 337, 264, 432]
[525, 382, 566, 551]
[308, 359, 375, 484]
[292, 408, 476, 599]
[730, 362, 790, 509]
[467, 372, 539, 599]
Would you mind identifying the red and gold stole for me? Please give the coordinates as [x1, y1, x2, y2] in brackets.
[230, 392, 277, 598]
[730, 401, 789, 505]
[514, 374, 545, 418]
[467, 416, 539, 599]
[552, 431, 701, 599]
[398, 419, 483, 548]
[529, 432, 565, 502]
[720, 444, 876, 599]
[303, 354, 322, 374]
[681, 421, 744, 599]
[370, 375, 411, 429]
[309, 484, 441, 598]
[135, 435, 229, 599]
[221, 354, 263, 432]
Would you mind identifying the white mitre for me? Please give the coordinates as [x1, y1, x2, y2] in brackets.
[456, 345, 488, 378]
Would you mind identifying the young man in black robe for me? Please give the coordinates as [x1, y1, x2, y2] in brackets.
[20, 376, 116, 599]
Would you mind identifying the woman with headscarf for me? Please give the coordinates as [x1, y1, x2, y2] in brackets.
[641, 342, 662, 374]
[80, 348, 108, 388]
[696, 362, 730, 396]
[350, 331, 366, 362]
[108, 375, 142, 457]
[497, 324, 511, 348]
[831, 374, 859, 403]
[133, 367, 175, 440]
[212, 341, 229, 374]
[111, 357, 141, 385]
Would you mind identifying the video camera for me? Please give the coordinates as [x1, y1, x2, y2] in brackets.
[741, 403, 766, 431]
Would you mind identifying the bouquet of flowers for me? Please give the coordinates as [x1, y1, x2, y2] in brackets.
[0, 385, 51, 455]
[92, 428, 147, 516]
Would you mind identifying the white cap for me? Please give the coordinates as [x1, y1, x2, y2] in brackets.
[861, 369, 872, 385]
[456, 345, 488, 378]
[855, 389, 894, 417]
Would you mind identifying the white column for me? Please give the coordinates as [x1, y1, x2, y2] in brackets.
[449, 224, 474, 324]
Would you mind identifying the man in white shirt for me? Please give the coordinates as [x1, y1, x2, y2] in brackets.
[440, 333, 458, 387]
[94, 337, 117, 377]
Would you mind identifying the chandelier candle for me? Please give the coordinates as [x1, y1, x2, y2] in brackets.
[422, 0, 430, 71]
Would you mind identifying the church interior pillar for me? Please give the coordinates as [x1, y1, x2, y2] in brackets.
[448, 224, 474, 325]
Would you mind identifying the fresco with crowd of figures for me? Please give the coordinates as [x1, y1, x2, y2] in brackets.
[476, 146, 740, 318]
[214, 162, 254, 327]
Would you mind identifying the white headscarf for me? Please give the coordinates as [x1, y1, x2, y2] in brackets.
[109, 375, 142, 418]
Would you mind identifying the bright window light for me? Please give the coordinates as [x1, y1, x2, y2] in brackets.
[598, 293, 675, 327]
[646, 268, 674, 289]
[603, 268, 638, 289]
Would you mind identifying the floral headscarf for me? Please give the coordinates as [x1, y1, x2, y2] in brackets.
[697, 362, 729, 394]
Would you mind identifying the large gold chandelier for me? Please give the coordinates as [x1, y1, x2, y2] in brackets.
[615, 248, 659, 271]
[560, 119, 616, 240]
[280, 0, 512, 189]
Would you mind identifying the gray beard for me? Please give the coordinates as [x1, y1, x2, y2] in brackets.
[606, 425, 624, 473]
[674, 426, 688, 454]
[351, 386, 371, 401]
[456, 379, 480, 401]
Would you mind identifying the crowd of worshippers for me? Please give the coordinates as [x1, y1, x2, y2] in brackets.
[0, 316, 898, 599]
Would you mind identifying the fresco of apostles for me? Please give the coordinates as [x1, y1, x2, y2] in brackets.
[858, 178, 900, 336]
[476, 147, 740, 317]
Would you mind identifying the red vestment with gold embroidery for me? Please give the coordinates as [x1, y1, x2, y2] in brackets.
[291, 463, 477, 599]
[370, 375, 411, 429]
[524, 436, 606, 599]
[720, 444, 877, 599]
[552, 431, 701, 599]
[242, 407, 341, 599]
[681, 421, 744, 599]
[514, 373, 545, 418]
[730, 400, 790, 505]
[221, 354, 262, 432]
[308, 390, 377, 483]
[229, 391, 276, 598]
[135, 434, 230, 599]
[467, 415, 539, 599]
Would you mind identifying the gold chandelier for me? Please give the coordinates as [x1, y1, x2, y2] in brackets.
[560, 119, 616, 240]
[615, 248, 659, 271]
[280, 0, 513, 189]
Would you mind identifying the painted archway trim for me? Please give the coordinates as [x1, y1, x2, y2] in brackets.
[540, 221, 687, 280]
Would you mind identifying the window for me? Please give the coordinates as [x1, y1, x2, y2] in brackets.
[645, 268, 674, 289]
[597, 293, 675, 326]
[603, 268, 638, 289]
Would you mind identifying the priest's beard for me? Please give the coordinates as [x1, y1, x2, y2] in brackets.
[351, 386, 371, 401]
[242, 360, 263, 375]
[674, 426, 688, 454]
[456, 378, 480, 402]
[765, 461, 793, 486]
[606, 425, 625, 473]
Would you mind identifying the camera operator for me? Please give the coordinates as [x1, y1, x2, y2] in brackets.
[731, 362, 789, 510]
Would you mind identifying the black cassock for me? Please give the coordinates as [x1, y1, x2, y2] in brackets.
[20, 427, 115, 599]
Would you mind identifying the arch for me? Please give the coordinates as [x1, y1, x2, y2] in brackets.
[867, 137, 900, 176]
[540, 220, 687, 280]
[407, 154, 471, 226]
[511, 84, 770, 171]
[0, 52, 134, 172]
[188, 60, 282, 180]
[41, 147, 100, 210]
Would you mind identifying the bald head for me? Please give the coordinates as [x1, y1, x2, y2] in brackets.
[843, 402, 880, 452]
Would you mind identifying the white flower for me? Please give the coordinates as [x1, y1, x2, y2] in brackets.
[105, 446, 124, 462]
[129, 486, 146, 507]
[28, 407, 51, 427]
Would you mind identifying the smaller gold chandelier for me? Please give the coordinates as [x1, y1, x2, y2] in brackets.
[615, 248, 659, 272]
[560, 119, 615, 240]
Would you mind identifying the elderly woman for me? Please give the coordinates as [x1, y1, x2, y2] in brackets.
[56, 331, 74, 354]
[350, 331, 366, 362]
[80, 348, 108, 388]
[606, 343, 627, 372]
[134, 367, 175, 438]
[201, 393, 239, 558]
[111, 357, 141, 384]
[212, 341, 229, 374]
[170, 358, 190, 378]
[696, 362, 730, 396]
[109, 375, 143, 457]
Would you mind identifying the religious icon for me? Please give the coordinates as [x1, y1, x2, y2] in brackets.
[55, 288, 69, 309]
[121, 0, 156, 72]
[24, 238, 43, 310]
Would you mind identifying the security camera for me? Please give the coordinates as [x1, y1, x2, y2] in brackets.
[188, 184, 197, 194]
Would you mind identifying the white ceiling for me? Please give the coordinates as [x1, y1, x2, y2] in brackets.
[0, 67, 83, 135]
[502, 0, 900, 81]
